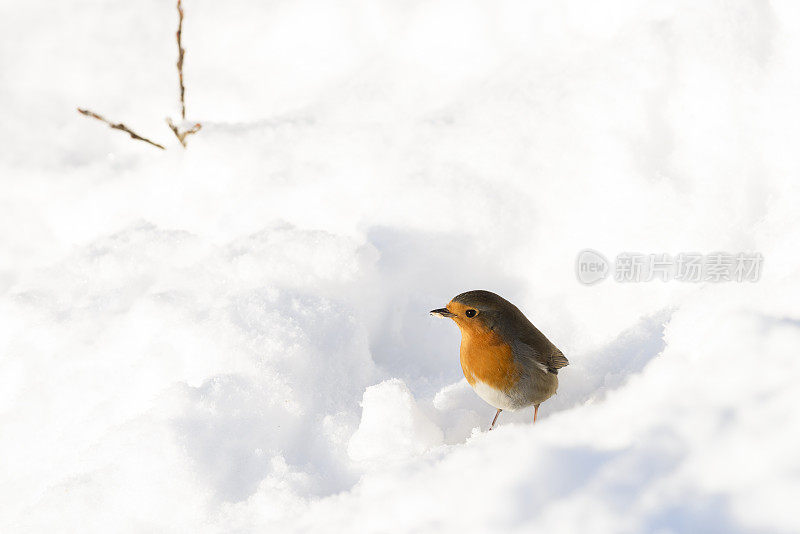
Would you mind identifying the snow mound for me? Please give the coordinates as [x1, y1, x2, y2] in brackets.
[348, 379, 443, 465]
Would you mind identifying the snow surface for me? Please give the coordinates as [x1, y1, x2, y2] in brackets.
[2, 0, 799, 532]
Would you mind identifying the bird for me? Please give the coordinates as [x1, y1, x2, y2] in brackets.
[430, 290, 568, 430]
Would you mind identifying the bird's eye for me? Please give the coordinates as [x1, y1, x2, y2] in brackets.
[465, 309, 477, 318]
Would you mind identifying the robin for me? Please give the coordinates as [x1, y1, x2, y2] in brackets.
[430, 290, 568, 430]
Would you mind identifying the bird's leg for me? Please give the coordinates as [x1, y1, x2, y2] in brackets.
[533, 404, 540, 423]
[489, 409, 502, 430]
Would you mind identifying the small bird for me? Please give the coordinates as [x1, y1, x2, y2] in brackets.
[431, 290, 568, 430]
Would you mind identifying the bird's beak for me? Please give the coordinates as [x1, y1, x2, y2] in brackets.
[430, 307, 456, 318]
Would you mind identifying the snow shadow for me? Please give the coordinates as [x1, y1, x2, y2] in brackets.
[357, 226, 527, 399]
[506, 428, 747, 533]
[549, 307, 673, 411]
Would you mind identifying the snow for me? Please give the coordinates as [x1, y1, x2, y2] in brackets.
[348, 379, 444, 466]
[2, 0, 799, 532]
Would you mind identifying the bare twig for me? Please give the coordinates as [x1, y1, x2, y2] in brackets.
[77, 0, 200, 150]
[176, 0, 186, 120]
[166, 118, 202, 147]
[77, 108, 166, 150]
[168, 0, 201, 148]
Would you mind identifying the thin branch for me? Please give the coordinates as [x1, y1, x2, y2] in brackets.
[77, 0, 198, 151]
[168, 0, 201, 148]
[166, 118, 202, 147]
[176, 0, 186, 120]
[77, 108, 166, 150]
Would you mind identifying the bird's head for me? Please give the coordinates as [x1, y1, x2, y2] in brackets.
[430, 290, 517, 338]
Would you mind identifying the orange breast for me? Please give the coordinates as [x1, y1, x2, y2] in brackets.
[459, 328, 519, 392]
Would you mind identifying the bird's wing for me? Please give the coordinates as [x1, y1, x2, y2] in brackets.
[511, 323, 569, 374]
